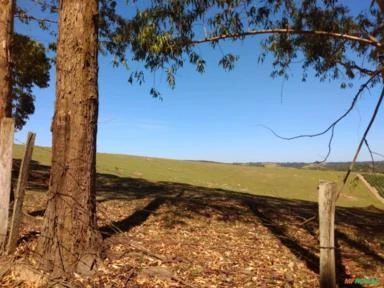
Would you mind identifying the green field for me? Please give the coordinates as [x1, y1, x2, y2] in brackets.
[13, 144, 384, 209]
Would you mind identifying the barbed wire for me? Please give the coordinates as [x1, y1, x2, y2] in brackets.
[9, 138, 147, 279]
[12, 135, 136, 241]
[10, 131, 384, 281]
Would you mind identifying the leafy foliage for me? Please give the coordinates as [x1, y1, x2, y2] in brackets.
[101, 0, 383, 95]
[23, 1, 383, 98]
[12, 34, 50, 129]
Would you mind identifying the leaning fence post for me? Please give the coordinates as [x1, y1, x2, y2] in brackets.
[6, 132, 36, 254]
[0, 118, 15, 253]
[318, 181, 338, 288]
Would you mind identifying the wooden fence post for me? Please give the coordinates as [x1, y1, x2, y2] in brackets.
[7, 132, 35, 254]
[0, 118, 15, 252]
[318, 181, 338, 288]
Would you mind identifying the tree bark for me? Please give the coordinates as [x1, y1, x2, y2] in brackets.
[377, 0, 384, 14]
[0, 0, 13, 119]
[0, 0, 14, 255]
[0, 118, 14, 252]
[39, 0, 101, 276]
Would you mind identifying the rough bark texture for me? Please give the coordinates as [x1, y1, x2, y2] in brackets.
[0, 0, 13, 119]
[0, 0, 13, 254]
[0, 118, 14, 252]
[39, 0, 102, 276]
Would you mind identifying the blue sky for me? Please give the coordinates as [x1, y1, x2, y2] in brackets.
[14, 1, 383, 163]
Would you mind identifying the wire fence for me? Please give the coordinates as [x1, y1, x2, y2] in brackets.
[10, 135, 154, 276]
[14, 137, 140, 177]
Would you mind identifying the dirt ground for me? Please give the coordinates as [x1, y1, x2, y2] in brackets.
[0, 161, 383, 287]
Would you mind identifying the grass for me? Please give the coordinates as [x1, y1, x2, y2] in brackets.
[362, 173, 384, 198]
[13, 144, 384, 209]
[8, 144, 384, 287]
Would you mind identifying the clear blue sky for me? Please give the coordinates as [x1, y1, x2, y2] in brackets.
[14, 1, 383, 163]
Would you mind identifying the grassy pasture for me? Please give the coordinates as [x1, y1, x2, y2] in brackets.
[13, 144, 384, 209]
[8, 144, 384, 287]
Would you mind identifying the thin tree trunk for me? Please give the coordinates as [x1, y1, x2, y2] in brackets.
[0, 0, 14, 254]
[39, 0, 101, 276]
[0, 118, 14, 252]
[0, 0, 13, 118]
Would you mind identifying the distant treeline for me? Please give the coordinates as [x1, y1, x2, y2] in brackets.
[232, 161, 384, 174]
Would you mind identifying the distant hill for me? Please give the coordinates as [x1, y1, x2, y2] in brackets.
[233, 161, 384, 174]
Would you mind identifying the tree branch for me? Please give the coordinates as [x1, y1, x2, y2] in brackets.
[343, 84, 384, 184]
[30, 0, 58, 13]
[339, 61, 378, 77]
[190, 28, 383, 49]
[15, 13, 57, 24]
[323, 126, 335, 163]
[261, 72, 379, 139]
[364, 139, 375, 173]
[259, 72, 380, 163]
[372, 151, 384, 158]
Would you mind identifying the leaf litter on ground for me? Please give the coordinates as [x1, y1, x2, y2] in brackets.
[1, 165, 383, 287]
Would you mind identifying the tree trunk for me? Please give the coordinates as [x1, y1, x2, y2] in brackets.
[0, 0, 13, 119]
[0, 0, 14, 254]
[377, 0, 384, 14]
[39, 0, 101, 276]
[0, 118, 14, 252]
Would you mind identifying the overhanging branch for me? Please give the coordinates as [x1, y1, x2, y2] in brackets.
[343, 83, 384, 184]
[190, 28, 383, 49]
[261, 72, 380, 140]
[364, 139, 375, 173]
[15, 13, 57, 24]
[259, 71, 380, 162]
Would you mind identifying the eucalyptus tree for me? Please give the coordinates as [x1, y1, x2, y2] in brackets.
[0, 0, 14, 253]
[0, 1, 51, 130]
[105, 0, 383, 115]
[12, 33, 50, 129]
[0, 0, 50, 253]
[38, 0, 101, 276]
[0, 0, 14, 120]
[33, 0, 384, 278]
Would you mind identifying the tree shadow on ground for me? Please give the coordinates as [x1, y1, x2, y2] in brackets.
[241, 197, 383, 287]
[12, 159, 50, 192]
[97, 173, 384, 287]
[20, 163, 383, 286]
[96, 172, 382, 285]
[100, 196, 167, 237]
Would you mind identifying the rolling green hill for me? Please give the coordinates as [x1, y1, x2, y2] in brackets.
[13, 144, 384, 209]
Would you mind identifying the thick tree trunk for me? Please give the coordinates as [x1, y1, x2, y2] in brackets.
[39, 0, 102, 276]
[0, 0, 13, 118]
